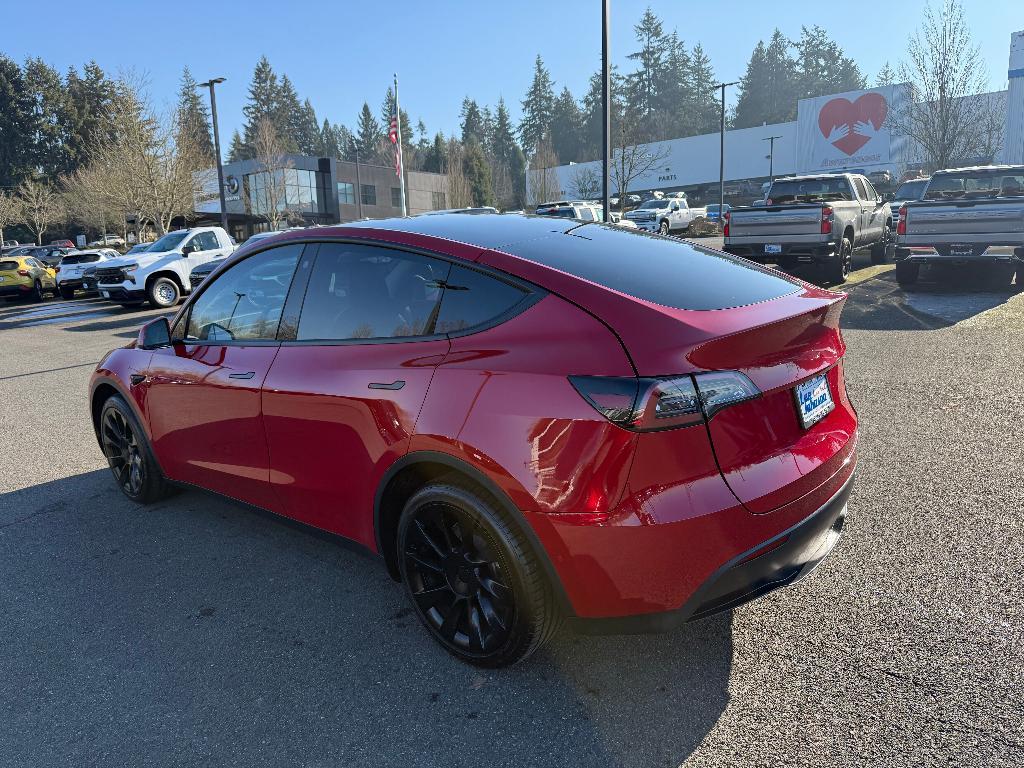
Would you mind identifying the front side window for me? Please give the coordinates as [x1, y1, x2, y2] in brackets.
[434, 265, 529, 334]
[297, 243, 447, 341]
[361, 184, 377, 206]
[185, 244, 302, 342]
[191, 232, 219, 252]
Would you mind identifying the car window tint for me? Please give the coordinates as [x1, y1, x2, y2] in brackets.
[297, 243, 448, 341]
[185, 244, 302, 342]
[193, 232, 219, 251]
[579, 207, 595, 221]
[435, 265, 529, 334]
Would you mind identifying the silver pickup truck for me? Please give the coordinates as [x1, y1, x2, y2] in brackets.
[893, 165, 1024, 289]
[723, 173, 893, 284]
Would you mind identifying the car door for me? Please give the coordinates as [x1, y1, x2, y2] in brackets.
[851, 177, 874, 246]
[862, 178, 885, 242]
[184, 231, 224, 274]
[143, 242, 305, 510]
[261, 241, 452, 546]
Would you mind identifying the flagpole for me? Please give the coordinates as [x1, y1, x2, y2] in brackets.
[394, 73, 407, 217]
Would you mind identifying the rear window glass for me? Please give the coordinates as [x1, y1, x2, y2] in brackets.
[507, 223, 800, 311]
[61, 253, 101, 265]
[537, 208, 576, 218]
[768, 178, 853, 204]
[895, 179, 928, 200]
[435, 265, 529, 334]
[924, 170, 1024, 200]
[0, 260, 19, 271]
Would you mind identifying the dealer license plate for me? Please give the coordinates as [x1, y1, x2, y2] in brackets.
[765, 244, 782, 255]
[795, 373, 834, 429]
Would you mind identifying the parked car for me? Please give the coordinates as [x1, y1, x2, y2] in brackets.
[625, 196, 706, 235]
[534, 201, 603, 222]
[894, 165, 1024, 288]
[87, 234, 126, 248]
[24, 246, 71, 270]
[424, 207, 499, 216]
[90, 214, 857, 667]
[94, 226, 235, 308]
[55, 249, 118, 298]
[704, 203, 732, 223]
[49, 239, 76, 249]
[187, 257, 228, 289]
[0, 253, 60, 301]
[608, 212, 637, 229]
[723, 173, 893, 283]
[889, 177, 930, 208]
[2, 240, 18, 248]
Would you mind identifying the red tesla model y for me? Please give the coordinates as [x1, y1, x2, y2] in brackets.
[90, 214, 857, 666]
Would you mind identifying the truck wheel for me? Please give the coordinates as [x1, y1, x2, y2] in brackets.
[826, 238, 852, 285]
[895, 260, 919, 288]
[60, 286, 75, 300]
[148, 276, 180, 308]
[658, 220, 670, 235]
[870, 223, 892, 264]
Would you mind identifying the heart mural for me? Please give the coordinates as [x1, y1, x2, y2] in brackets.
[817, 92, 888, 156]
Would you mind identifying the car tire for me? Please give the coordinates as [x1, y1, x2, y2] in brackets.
[30, 280, 43, 302]
[895, 260, 919, 288]
[658, 220, 670, 236]
[870, 224, 891, 264]
[60, 286, 75, 300]
[98, 394, 173, 505]
[826, 238, 852, 285]
[397, 479, 561, 668]
[148, 276, 180, 308]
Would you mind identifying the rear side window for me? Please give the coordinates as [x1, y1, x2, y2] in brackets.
[0, 261, 19, 271]
[435, 265, 529, 334]
[507, 223, 799, 311]
[297, 243, 447, 341]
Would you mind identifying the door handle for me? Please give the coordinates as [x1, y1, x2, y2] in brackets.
[368, 380, 405, 390]
[228, 371, 256, 380]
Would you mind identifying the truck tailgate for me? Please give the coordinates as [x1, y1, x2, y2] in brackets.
[727, 205, 823, 242]
[902, 200, 1024, 247]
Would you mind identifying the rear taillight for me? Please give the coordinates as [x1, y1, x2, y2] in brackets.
[820, 206, 834, 235]
[569, 371, 759, 432]
[53, 266, 60, 273]
[722, 211, 730, 237]
[896, 205, 907, 235]
[17, 269, 30, 276]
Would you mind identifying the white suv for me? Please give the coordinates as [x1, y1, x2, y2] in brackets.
[55, 249, 118, 299]
[95, 226, 235, 308]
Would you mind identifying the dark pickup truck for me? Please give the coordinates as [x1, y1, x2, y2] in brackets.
[894, 165, 1024, 289]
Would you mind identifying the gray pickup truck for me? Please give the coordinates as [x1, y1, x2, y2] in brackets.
[723, 172, 893, 284]
[893, 165, 1024, 289]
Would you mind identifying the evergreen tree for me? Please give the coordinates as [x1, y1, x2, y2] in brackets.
[64, 61, 116, 170]
[378, 87, 413, 156]
[176, 66, 215, 164]
[580, 66, 625, 161]
[460, 97, 485, 145]
[688, 44, 720, 136]
[240, 56, 285, 159]
[793, 26, 865, 99]
[0, 55, 36, 189]
[519, 54, 555, 153]
[734, 30, 799, 128]
[463, 141, 494, 207]
[549, 87, 582, 164]
[320, 117, 340, 157]
[875, 62, 896, 86]
[23, 58, 72, 180]
[656, 31, 692, 139]
[354, 102, 381, 160]
[334, 123, 355, 160]
[415, 119, 430, 154]
[295, 98, 321, 155]
[625, 7, 668, 141]
[276, 74, 303, 153]
[422, 132, 447, 174]
[227, 129, 245, 163]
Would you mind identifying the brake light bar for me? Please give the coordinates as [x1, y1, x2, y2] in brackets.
[569, 371, 760, 432]
[722, 211, 730, 237]
[17, 269, 30, 276]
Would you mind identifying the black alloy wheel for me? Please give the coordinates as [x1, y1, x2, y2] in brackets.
[101, 406, 145, 497]
[398, 481, 559, 667]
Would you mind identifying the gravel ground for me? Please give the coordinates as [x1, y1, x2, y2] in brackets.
[1, 265, 1022, 767]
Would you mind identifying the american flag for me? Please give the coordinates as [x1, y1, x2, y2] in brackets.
[388, 114, 400, 176]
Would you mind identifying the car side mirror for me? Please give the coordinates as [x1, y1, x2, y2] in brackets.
[138, 317, 171, 349]
[672, 203, 680, 211]
[182, 245, 195, 256]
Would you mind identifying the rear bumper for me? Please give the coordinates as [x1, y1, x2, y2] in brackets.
[0, 283, 33, 296]
[724, 241, 837, 264]
[57, 278, 84, 289]
[97, 285, 146, 302]
[895, 245, 1024, 264]
[562, 462, 855, 635]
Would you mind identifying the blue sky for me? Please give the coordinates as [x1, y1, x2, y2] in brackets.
[1, 0, 1019, 144]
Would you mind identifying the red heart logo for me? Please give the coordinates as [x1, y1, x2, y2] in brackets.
[817, 93, 888, 156]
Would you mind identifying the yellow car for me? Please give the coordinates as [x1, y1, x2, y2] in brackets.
[0, 253, 60, 301]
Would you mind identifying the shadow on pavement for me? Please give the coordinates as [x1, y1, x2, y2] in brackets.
[0, 470, 733, 768]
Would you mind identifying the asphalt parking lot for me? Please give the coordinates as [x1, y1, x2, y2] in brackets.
[2, 251, 1022, 767]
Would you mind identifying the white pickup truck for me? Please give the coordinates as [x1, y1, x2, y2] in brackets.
[625, 196, 706, 235]
[94, 226, 235, 308]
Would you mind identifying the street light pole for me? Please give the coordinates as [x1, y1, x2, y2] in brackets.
[714, 81, 739, 221]
[198, 77, 228, 233]
[763, 135, 782, 184]
[601, 0, 611, 223]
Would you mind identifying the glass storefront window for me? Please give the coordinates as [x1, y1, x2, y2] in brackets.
[246, 168, 322, 216]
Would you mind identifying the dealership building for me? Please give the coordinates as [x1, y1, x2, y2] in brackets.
[195, 154, 449, 241]
[539, 30, 1024, 205]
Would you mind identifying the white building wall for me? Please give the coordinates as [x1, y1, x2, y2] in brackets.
[1001, 30, 1024, 164]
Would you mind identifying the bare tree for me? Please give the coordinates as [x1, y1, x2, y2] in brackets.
[889, 0, 1002, 170]
[527, 137, 561, 205]
[568, 165, 601, 200]
[250, 117, 295, 231]
[445, 139, 473, 208]
[0, 190, 22, 246]
[62, 165, 121, 240]
[611, 127, 671, 204]
[16, 179, 63, 245]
